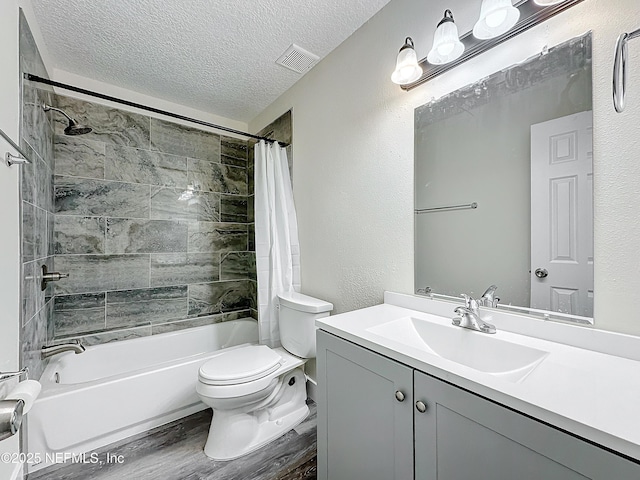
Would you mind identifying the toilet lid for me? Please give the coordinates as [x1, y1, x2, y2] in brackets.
[199, 344, 282, 385]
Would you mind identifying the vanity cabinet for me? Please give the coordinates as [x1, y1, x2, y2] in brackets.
[317, 330, 640, 480]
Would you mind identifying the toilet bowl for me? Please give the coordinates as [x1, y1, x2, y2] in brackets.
[196, 291, 333, 460]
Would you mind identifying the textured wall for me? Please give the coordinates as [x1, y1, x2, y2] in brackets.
[51, 94, 256, 345]
[250, 0, 640, 336]
[19, 9, 55, 381]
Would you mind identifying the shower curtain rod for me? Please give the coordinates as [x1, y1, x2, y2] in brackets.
[25, 74, 288, 147]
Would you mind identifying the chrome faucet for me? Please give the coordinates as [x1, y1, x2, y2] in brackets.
[452, 294, 496, 334]
[41, 340, 86, 358]
[478, 284, 500, 308]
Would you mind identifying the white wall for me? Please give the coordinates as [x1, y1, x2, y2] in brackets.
[0, 2, 49, 477]
[250, 0, 640, 336]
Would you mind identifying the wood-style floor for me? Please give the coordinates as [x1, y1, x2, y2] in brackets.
[28, 402, 317, 480]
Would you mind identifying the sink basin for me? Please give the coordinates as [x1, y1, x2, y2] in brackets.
[366, 316, 549, 383]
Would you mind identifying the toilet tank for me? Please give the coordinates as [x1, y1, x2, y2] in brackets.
[277, 292, 333, 358]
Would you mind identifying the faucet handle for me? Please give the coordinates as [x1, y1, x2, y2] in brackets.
[461, 294, 479, 310]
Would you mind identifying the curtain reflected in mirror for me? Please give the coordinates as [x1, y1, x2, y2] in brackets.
[414, 33, 593, 323]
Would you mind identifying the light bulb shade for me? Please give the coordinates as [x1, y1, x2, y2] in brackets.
[427, 10, 465, 65]
[533, 0, 566, 4]
[391, 37, 423, 85]
[473, 0, 520, 40]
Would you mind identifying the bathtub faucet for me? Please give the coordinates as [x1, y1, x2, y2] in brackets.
[41, 340, 86, 358]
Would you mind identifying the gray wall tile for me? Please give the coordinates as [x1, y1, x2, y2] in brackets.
[150, 253, 219, 287]
[106, 286, 188, 328]
[54, 135, 105, 179]
[55, 176, 150, 218]
[105, 218, 188, 254]
[54, 254, 150, 295]
[220, 195, 247, 223]
[53, 94, 151, 149]
[54, 216, 106, 254]
[188, 280, 253, 316]
[53, 308, 106, 337]
[221, 252, 255, 280]
[152, 310, 251, 335]
[150, 187, 219, 222]
[188, 159, 247, 195]
[58, 325, 152, 346]
[188, 222, 248, 253]
[150, 118, 220, 161]
[105, 145, 187, 187]
[54, 292, 106, 310]
[221, 136, 248, 167]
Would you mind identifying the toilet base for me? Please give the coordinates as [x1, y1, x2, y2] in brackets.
[203, 368, 309, 461]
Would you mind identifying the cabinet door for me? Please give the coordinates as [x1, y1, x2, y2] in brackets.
[317, 331, 414, 480]
[414, 371, 640, 480]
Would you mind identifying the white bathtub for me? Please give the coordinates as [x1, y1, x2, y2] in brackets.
[27, 319, 258, 473]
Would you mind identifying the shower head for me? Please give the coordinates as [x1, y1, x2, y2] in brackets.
[42, 104, 93, 136]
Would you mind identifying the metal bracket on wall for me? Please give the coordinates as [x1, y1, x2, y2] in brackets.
[0, 127, 32, 167]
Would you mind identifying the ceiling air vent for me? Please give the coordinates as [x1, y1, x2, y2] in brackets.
[276, 44, 319, 74]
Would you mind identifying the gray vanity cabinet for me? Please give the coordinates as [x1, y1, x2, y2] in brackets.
[318, 330, 640, 480]
[317, 330, 414, 480]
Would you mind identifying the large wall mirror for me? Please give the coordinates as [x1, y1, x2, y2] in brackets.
[414, 33, 593, 323]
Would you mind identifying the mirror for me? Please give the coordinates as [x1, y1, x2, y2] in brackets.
[414, 33, 593, 323]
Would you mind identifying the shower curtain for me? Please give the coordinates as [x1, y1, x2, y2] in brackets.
[254, 140, 301, 348]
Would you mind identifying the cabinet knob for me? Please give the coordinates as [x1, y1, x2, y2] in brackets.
[415, 401, 427, 413]
[395, 390, 406, 402]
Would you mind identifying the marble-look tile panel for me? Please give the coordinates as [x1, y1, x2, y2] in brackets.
[54, 135, 106, 179]
[47, 211, 55, 257]
[34, 205, 49, 260]
[22, 261, 39, 326]
[248, 223, 255, 251]
[105, 145, 188, 187]
[220, 252, 255, 280]
[106, 286, 188, 328]
[187, 158, 248, 195]
[188, 222, 248, 253]
[55, 292, 106, 310]
[149, 252, 219, 287]
[53, 254, 150, 295]
[22, 85, 54, 168]
[151, 310, 251, 335]
[54, 216, 105, 254]
[53, 94, 151, 149]
[188, 280, 253, 316]
[150, 118, 220, 162]
[22, 302, 50, 381]
[22, 201, 36, 262]
[220, 195, 247, 223]
[150, 187, 220, 222]
[221, 136, 248, 167]
[53, 308, 106, 337]
[248, 162, 255, 196]
[55, 176, 150, 218]
[21, 144, 53, 213]
[56, 325, 152, 346]
[247, 194, 255, 223]
[105, 218, 188, 254]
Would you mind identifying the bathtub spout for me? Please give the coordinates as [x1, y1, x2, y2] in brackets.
[41, 340, 86, 358]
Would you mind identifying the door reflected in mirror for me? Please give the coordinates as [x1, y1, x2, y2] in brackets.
[414, 33, 593, 322]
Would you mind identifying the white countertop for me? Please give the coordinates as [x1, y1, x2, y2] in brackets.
[316, 292, 640, 462]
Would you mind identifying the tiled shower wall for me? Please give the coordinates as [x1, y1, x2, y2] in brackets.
[50, 95, 256, 345]
[19, 10, 55, 380]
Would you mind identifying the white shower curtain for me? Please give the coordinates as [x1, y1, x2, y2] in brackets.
[254, 140, 301, 348]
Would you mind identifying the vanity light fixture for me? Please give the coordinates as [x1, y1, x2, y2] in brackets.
[473, 0, 520, 40]
[391, 37, 423, 85]
[427, 10, 465, 65]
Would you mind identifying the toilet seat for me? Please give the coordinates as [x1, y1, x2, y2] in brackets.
[199, 344, 281, 385]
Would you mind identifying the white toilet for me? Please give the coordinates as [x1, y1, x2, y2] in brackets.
[196, 291, 333, 460]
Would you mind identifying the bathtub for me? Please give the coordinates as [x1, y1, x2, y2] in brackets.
[27, 319, 258, 473]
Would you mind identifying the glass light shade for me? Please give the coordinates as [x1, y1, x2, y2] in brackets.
[473, 0, 520, 40]
[534, 0, 566, 4]
[391, 38, 423, 85]
[427, 11, 465, 65]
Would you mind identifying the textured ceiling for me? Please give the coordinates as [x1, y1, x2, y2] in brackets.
[30, 0, 392, 123]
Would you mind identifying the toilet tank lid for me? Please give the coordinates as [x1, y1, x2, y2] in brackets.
[277, 291, 333, 314]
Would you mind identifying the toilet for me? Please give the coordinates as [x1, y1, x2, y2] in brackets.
[196, 291, 333, 460]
